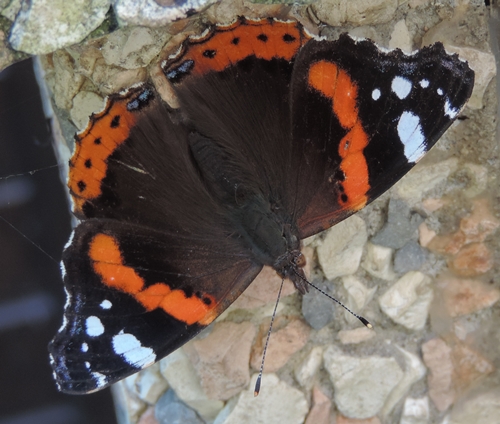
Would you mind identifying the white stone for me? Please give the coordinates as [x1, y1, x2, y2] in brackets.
[447, 389, 500, 424]
[400, 397, 430, 424]
[112, 380, 146, 424]
[323, 345, 403, 419]
[214, 374, 309, 424]
[362, 243, 396, 281]
[338, 327, 376, 344]
[112, 331, 156, 368]
[312, 0, 399, 27]
[101, 26, 170, 69]
[9, 0, 110, 54]
[389, 19, 412, 52]
[160, 348, 223, 420]
[341, 275, 377, 324]
[381, 347, 426, 418]
[114, 0, 218, 27]
[395, 158, 459, 204]
[294, 346, 323, 389]
[379, 271, 433, 330]
[443, 46, 496, 110]
[130, 364, 169, 404]
[70, 91, 104, 130]
[317, 215, 367, 280]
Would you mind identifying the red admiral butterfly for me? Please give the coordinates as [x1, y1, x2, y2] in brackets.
[49, 17, 474, 394]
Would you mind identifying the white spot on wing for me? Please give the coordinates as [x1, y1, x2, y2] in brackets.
[81, 343, 89, 352]
[92, 372, 107, 388]
[444, 99, 459, 118]
[85, 361, 91, 369]
[63, 287, 71, 310]
[397, 111, 427, 163]
[112, 331, 156, 369]
[64, 230, 75, 250]
[372, 88, 381, 100]
[437, 88, 443, 95]
[86, 316, 104, 337]
[392, 76, 412, 99]
[419, 79, 429, 88]
[100, 300, 112, 309]
[60, 261, 66, 279]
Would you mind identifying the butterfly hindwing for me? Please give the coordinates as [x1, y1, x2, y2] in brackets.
[290, 35, 474, 238]
[50, 219, 262, 393]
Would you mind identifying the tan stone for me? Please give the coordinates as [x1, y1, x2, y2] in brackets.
[460, 199, 500, 244]
[184, 321, 255, 401]
[450, 243, 493, 277]
[337, 415, 381, 424]
[305, 386, 332, 424]
[427, 231, 465, 255]
[138, 406, 159, 424]
[418, 222, 436, 248]
[439, 278, 500, 317]
[338, 327, 375, 345]
[451, 343, 494, 393]
[422, 338, 455, 411]
[251, 319, 310, 372]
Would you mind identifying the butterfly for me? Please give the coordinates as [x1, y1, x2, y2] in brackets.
[48, 17, 474, 394]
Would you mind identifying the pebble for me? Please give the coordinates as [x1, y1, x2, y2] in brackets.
[341, 275, 377, 324]
[446, 389, 500, 424]
[305, 386, 332, 424]
[295, 346, 324, 389]
[337, 327, 376, 344]
[400, 397, 430, 424]
[450, 242, 493, 277]
[378, 271, 433, 330]
[362, 243, 396, 281]
[301, 280, 335, 330]
[393, 241, 428, 274]
[323, 345, 403, 419]
[155, 389, 204, 424]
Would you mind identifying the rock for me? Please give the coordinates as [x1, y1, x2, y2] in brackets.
[101, 27, 170, 69]
[447, 389, 500, 424]
[301, 280, 335, 330]
[138, 406, 159, 424]
[251, 319, 310, 373]
[91, 59, 148, 95]
[131, 363, 169, 404]
[155, 389, 204, 424]
[341, 275, 377, 324]
[112, 380, 147, 424]
[114, 0, 218, 26]
[337, 416, 381, 424]
[183, 321, 255, 401]
[378, 271, 433, 330]
[70, 91, 104, 130]
[450, 243, 493, 277]
[393, 241, 428, 274]
[214, 374, 309, 424]
[159, 349, 223, 420]
[9, 0, 110, 54]
[421, 338, 455, 412]
[49, 50, 86, 110]
[295, 346, 323, 389]
[422, 338, 494, 412]
[438, 277, 500, 317]
[389, 19, 412, 52]
[312, 0, 399, 27]
[362, 243, 396, 281]
[380, 347, 426, 418]
[372, 199, 422, 249]
[323, 346, 403, 419]
[230, 266, 296, 310]
[427, 231, 466, 256]
[400, 397, 430, 424]
[316, 215, 367, 280]
[418, 222, 436, 248]
[337, 327, 375, 344]
[305, 386, 332, 424]
[395, 158, 459, 204]
[460, 199, 500, 244]
[462, 163, 488, 198]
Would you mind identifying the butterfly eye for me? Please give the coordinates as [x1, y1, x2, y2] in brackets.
[295, 253, 306, 268]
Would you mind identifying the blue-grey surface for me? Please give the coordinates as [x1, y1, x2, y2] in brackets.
[155, 389, 204, 424]
[301, 281, 335, 330]
[394, 241, 428, 274]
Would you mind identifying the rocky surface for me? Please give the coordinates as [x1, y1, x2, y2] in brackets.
[16, 0, 500, 423]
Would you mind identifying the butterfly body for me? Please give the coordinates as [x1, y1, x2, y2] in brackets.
[49, 17, 474, 394]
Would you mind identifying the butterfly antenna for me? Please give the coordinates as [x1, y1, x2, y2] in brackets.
[254, 276, 285, 397]
[293, 270, 372, 329]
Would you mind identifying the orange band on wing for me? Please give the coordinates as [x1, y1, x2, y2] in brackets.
[165, 18, 311, 79]
[308, 60, 369, 210]
[89, 233, 217, 326]
[68, 92, 139, 213]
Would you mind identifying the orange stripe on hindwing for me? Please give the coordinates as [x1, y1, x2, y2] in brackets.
[89, 233, 217, 326]
[308, 61, 370, 211]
